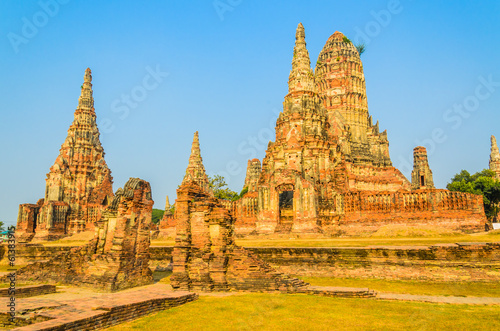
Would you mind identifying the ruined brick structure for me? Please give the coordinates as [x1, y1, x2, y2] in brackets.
[16, 68, 114, 241]
[15, 178, 154, 292]
[159, 195, 175, 237]
[231, 24, 486, 236]
[170, 134, 308, 292]
[411, 146, 434, 189]
[490, 135, 500, 180]
[181, 131, 213, 195]
[244, 159, 261, 192]
[163, 195, 173, 217]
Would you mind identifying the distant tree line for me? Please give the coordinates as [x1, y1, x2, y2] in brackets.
[447, 169, 500, 220]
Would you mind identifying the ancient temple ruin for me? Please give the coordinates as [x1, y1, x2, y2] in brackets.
[231, 24, 486, 236]
[15, 178, 154, 292]
[411, 147, 434, 190]
[16, 68, 114, 241]
[170, 133, 308, 292]
[490, 135, 500, 180]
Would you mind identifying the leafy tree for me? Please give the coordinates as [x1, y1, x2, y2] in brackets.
[0, 221, 4, 232]
[151, 208, 165, 224]
[239, 187, 249, 198]
[355, 42, 366, 56]
[169, 203, 176, 215]
[447, 169, 500, 220]
[208, 175, 240, 201]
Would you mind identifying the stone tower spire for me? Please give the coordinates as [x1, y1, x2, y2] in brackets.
[315, 31, 392, 167]
[163, 195, 172, 216]
[489, 135, 500, 180]
[411, 146, 434, 190]
[78, 68, 94, 110]
[42, 67, 114, 234]
[181, 131, 213, 194]
[287, 23, 316, 96]
[244, 159, 261, 192]
[164, 195, 171, 210]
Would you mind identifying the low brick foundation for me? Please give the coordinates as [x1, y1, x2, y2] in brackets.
[303, 286, 376, 298]
[249, 243, 500, 281]
[8, 291, 197, 331]
[150, 243, 500, 282]
[0, 285, 56, 298]
[7, 243, 500, 283]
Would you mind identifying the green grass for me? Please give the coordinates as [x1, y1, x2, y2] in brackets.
[301, 277, 500, 297]
[153, 270, 171, 284]
[104, 294, 500, 331]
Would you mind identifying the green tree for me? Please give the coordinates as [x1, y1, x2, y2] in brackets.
[447, 169, 500, 220]
[169, 203, 176, 215]
[0, 221, 4, 231]
[208, 175, 240, 201]
[151, 208, 165, 224]
[239, 187, 249, 198]
[355, 42, 366, 56]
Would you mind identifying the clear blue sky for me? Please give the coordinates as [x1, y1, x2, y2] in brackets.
[1, 0, 500, 227]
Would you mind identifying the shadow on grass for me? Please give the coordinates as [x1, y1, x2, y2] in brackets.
[153, 270, 172, 284]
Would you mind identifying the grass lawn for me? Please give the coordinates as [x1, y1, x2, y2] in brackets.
[105, 293, 500, 331]
[301, 277, 500, 298]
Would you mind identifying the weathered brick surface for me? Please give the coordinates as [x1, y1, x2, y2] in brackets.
[0, 285, 55, 298]
[155, 25, 487, 238]
[340, 189, 486, 235]
[1, 285, 197, 331]
[13, 178, 154, 292]
[170, 134, 308, 293]
[11, 243, 500, 282]
[411, 146, 434, 189]
[17, 68, 114, 241]
[228, 24, 487, 237]
[250, 243, 500, 282]
[490, 135, 500, 180]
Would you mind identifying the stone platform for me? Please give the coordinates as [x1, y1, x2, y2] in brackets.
[303, 286, 376, 298]
[0, 283, 197, 330]
[0, 285, 56, 298]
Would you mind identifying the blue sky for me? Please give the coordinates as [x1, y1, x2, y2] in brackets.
[1, 0, 500, 226]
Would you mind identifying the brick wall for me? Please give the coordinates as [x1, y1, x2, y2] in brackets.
[0, 285, 56, 298]
[9, 243, 500, 282]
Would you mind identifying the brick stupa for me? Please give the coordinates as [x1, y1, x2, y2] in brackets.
[17, 68, 114, 241]
[15, 178, 154, 292]
[229, 23, 487, 236]
[181, 131, 213, 195]
[490, 135, 500, 180]
[171, 133, 308, 292]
